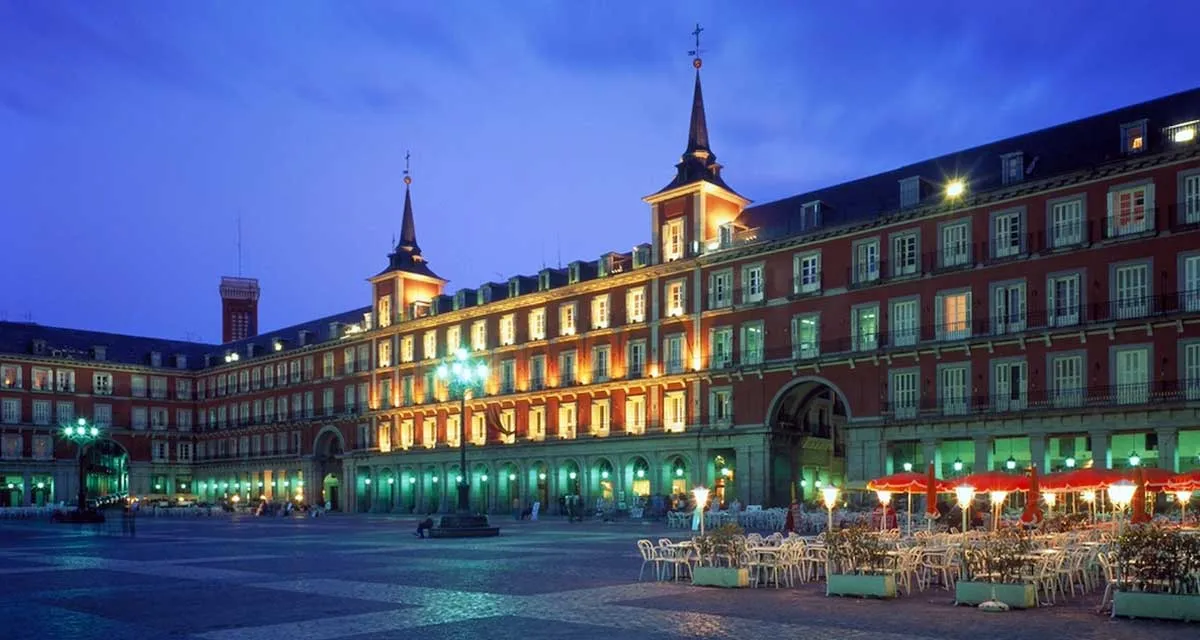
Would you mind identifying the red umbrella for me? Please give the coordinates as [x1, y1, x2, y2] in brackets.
[1041, 468, 1124, 491]
[1167, 469, 1200, 492]
[868, 472, 946, 493]
[1137, 467, 1175, 491]
[1020, 465, 1044, 525]
[956, 470, 1031, 493]
[1130, 466, 1151, 524]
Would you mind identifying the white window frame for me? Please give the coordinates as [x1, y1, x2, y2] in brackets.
[742, 264, 765, 304]
[624, 395, 646, 434]
[665, 280, 686, 317]
[559, 350, 577, 385]
[791, 314, 819, 359]
[851, 303, 879, 351]
[423, 330, 438, 360]
[710, 326, 733, 369]
[528, 308, 546, 341]
[889, 232, 919, 278]
[1181, 170, 1200, 225]
[663, 390, 687, 433]
[400, 336, 415, 362]
[1180, 340, 1200, 401]
[888, 369, 918, 419]
[1047, 271, 1083, 327]
[740, 321, 764, 365]
[991, 280, 1026, 334]
[664, 335, 684, 373]
[557, 402, 577, 439]
[662, 218, 685, 262]
[935, 289, 972, 341]
[1110, 260, 1151, 319]
[1107, 181, 1155, 237]
[709, 269, 733, 309]
[591, 345, 610, 382]
[558, 303, 577, 336]
[1112, 344, 1150, 405]
[499, 314, 516, 346]
[528, 405, 546, 441]
[991, 358, 1028, 412]
[1049, 352, 1085, 408]
[1181, 253, 1200, 312]
[589, 398, 610, 437]
[627, 340, 646, 378]
[852, 238, 880, 284]
[1047, 195, 1085, 248]
[591, 295, 610, 330]
[990, 208, 1024, 259]
[709, 387, 732, 425]
[937, 363, 969, 416]
[889, 297, 919, 347]
[626, 287, 646, 323]
[793, 252, 821, 294]
[939, 221, 971, 268]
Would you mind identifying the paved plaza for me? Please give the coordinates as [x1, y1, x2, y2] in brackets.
[0, 515, 1195, 640]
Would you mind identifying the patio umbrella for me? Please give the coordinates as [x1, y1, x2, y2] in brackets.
[869, 471, 946, 533]
[1041, 467, 1124, 492]
[1136, 467, 1175, 491]
[956, 470, 1030, 493]
[1167, 469, 1200, 492]
[1019, 465, 1043, 525]
[924, 463, 940, 530]
[1130, 466, 1151, 524]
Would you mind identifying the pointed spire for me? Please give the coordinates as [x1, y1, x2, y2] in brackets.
[376, 151, 443, 281]
[398, 178, 419, 252]
[686, 69, 710, 156]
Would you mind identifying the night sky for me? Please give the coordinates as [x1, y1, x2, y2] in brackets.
[3, 1, 1197, 343]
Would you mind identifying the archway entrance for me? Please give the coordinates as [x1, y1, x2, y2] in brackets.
[769, 380, 849, 507]
[84, 439, 129, 501]
[314, 428, 344, 510]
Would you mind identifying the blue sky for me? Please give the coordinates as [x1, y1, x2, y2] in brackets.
[2, 1, 1197, 342]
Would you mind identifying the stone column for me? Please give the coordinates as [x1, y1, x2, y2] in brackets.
[1029, 433, 1048, 473]
[1155, 428, 1178, 472]
[921, 439, 940, 477]
[973, 436, 992, 473]
[1089, 431, 1111, 469]
[22, 469, 32, 506]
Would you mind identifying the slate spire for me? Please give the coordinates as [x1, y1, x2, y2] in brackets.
[376, 152, 442, 281]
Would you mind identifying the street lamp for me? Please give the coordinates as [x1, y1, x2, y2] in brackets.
[691, 486, 710, 535]
[436, 347, 489, 515]
[1174, 490, 1192, 522]
[876, 490, 893, 533]
[954, 484, 976, 542]
[988, 490, 1008, 531]
[902, 462, 913, 473]
[1107, 480, 1136, 536]
[1043, 491, 1057, 516]
[59, 417, 104, 518]
[821, 485, 839, 533]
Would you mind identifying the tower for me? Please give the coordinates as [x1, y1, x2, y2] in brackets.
[219, 276, 260, 343]
[369, 152, 447, 327]
[644, 24, 749, 264]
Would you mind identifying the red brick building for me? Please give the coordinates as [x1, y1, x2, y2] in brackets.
[3, 62, 1199, 513]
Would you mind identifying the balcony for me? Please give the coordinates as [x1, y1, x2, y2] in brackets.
[882, 381, 1193, 422]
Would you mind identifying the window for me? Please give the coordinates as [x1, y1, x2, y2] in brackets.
[56, 400, 74, 423]
[499, 359, 516, 393]
[400, 419, 414, 449]
[662, 218, 685, 261]
[1, 398, 18, 424]
[663, 390, 687, 433]
[742, 265, 764, 303]
[401, 376, 413, 404]
[446, 325, 461, 351]
[1, 364, 21, 390]
[1047, 272, 1082, 327]
[627, 340, 646, 378]
[344, 385, 356, 412]
[1050, 354, 1084, 408]
[498, 409, 515, 444]
[131, 375, 146, 397]
[303, 357, 314, 381]
[590, 399, 610, 436]
[529, 308, 546, 340]
[93, 372, 113, 395]
[991, 282, 1026, 334]
[853, 238, 879, 284]
[422, 417, 437, 448]
[132, 407, 147, 430]
[32, 435, 52, 460]
[1182, 255, 1200, 312]
[152, 441, 169, 462]
[559, 350, 577, 385]
[55, 370, 76, 393]
[400, 336, 415, 362]
[740, 322, 764, 365]
[289, 360, 301, 383]
[591, 346, 610, 382]
[940, 222, 970, 268]
[791, 314, 819, 359]
[378, 340, 393, 368]
[323, 352, 334, 377]
[499, 315, 516, 346]
[1107, 183, 1154, 237]
[1112, 262, 1149, 318]
[710, 327, 733, 368]
[890, 298, 918, 347]
[665, 280, 685, 317]
[991, 209, 1023, 259]
[993, 360, 1027, 411]
[471, 320, 487, 351]
[31, 367, 50, 392]
[626, 287, 646, 323]
[423, 331, 437, 360]
[558, 304, 576, 336]
[1043, 200, 1081, 251]
[937, 290, 971, 340]
[1113, 346, 1149, 404]
[529, 355, 546, 390]
[852, 305, 878, 351]
[93, 404, 111, 427]
[889, 370, 918, 419]
[1183, 173, 1200, 224]
[1182, 342, 1200, 400]
[377, 296, 393, 328]
[1001, 152, 1024, 185]
[557, 402, 577, 439]
[528, 405, 546, 441]
[938, 364, 968, 416]
[591, 295, 609, 329]
[1, 432, 19, 457]
[793, 252, 821, 293]
[890, 234, 918, 277]
[899, 176, 921, 208]
[445, 415, 460, 447]
[709, 270, 732, 308]
[32, 400, 49, 424]
[177, 442, 193, 462]
[625, 395, 646, 434]
[1121, 120, 1146, 154]
[664, 335, 684, 373]
[470, 413, 486, 445]
[710, 388, 732, 425]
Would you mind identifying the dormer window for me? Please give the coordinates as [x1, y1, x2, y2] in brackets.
[899, 176, 921, 209]
[538, 271, 551, 291]
[800, 201, 822, 230]
[298, 330, 311, 347]
[273, 339, 285, 352]
[454, 290, 467, 310]
[1121, 120, 1147, 154]
[1001, 152, 1024, 185]
[508, 279, 520, 297]
[150, 351, 162, 367]
[717, 222, 735, 249]
[175, 354, 187, 369]
[662, 218, 685, 262]
[362, 312, 373, 330]
[632, 245, 650, 269]
[568, 262, 581, 284]
[1166, 120, 1198, 145]
[410, 300, 431, 319]
[93, 346, 106, 361]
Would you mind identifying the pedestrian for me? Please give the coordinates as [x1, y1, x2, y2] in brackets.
[414, 513, 435, 538]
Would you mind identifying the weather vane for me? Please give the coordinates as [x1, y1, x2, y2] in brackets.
[403, 150, 412, 185]
[688, 23, 705, 69]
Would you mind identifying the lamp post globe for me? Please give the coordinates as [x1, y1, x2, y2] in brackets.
[56, 417, 105, 523]
[435, 348, 489, 517]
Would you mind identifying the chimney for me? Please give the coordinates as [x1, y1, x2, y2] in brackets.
[219, 276, 260, 343]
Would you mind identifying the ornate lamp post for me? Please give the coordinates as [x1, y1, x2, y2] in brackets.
[691, 486, 710, 536]
[432, 349, 500, 537]
[821, 485, 840, 533]
[57, 417, 104, 523]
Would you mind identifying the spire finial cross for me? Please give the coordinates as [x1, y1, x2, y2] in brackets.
[688, 23, 704, 69]
[403, 150, 412, 185]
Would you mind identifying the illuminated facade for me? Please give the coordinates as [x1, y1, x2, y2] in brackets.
[3, 65, 1200, 513]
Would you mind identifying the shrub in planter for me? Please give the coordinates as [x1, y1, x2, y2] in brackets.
[691, 523, 749, 588]
[1113, 524, 1200, 621]
[825, 525, 896, 598]
[955, 528, 1036, 609]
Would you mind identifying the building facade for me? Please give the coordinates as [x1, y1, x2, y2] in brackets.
[3, 64, 1200, 514]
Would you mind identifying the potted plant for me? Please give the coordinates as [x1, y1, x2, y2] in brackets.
[691, 523, 750, 588]
[1113, 524, 1200, 621]
[825, 525, 897, 598]
[954, 528, 1036, 609]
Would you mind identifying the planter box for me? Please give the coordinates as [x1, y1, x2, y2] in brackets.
[692, 566, 749, 588]
[1114, 591, 1200, 622]
[955, 581, 1036, 609]
[827, 573, 897, 599]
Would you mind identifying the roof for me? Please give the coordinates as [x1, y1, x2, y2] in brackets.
[739, 86, 1200, 237]
[376, 183, 444, 281]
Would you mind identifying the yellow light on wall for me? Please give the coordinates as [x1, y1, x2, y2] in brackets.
[944, 179, 966, 199]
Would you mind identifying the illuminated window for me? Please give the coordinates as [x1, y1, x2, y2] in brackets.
[400, 419, 414, 449]
[740, 321, 764, 365]
[937, 291, 971, 340]
[471, 320, 487, 351]
[710, 326, 733, 368]
[665, 280, 685, 316]
[557, 402, 577, 439]
[446, 325, 461, 350]
[559, 303, 576, 336]
[529, 308, 546, 340]
[626, 287, 646, 323]
[662, 218, 685, 262]
[423, 331, 437, 360]
[590, 398, 610, 437]
[470, 413, 486, 445]
[1121, 120, 1146, 154]
[791, 314, 819, 359]
[421, 416, 436, 448]
[664, 390, 687, 433]
[378, 340, 392, 368]
[377, 296, 392, 328]
[445, 415, 460, 447]
[624, 395, 646, 434]
[1107, 184, 1153, 237]
[499, 314, 515, 346]
[527, 405, 546, 441]
[590, 295, 609, 329]
[499, 409, 515, 444]
[851, 305, 878, 351]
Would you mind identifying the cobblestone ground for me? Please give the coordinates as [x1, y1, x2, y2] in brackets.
[0, 515, 1195, 639]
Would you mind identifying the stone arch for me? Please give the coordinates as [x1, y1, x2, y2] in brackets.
[624, 455, 652, 499]
[312, 426, 345, 511]
[312, 425, 346, 458]
[764, 375, 853, 507]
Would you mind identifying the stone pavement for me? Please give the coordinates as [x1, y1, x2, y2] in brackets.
[0, 515, 1194, 639]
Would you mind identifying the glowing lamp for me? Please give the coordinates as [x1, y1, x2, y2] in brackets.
[954, 484, 976, 507]
[1174, 127, 1196, 143]
[408, 477, 416, 484]
[364, 478, 371, 485]
[1107, 481, 1136, 509]
[1128, 452, 1141, 467]
[1174, 489, 1193, 504]
[432, 476, 439, 483]
[568, 471, 577, 480]
[388, 477, 395, 485]
[902, 462, 913, 472]
[538, 472, 547, 480]
[821, 485, 840, 510]
[1080, 490, 1096, 504]
[635, 469, 645, 479]
[455, 475, 463, 483]
[1043, 492, 1057, 508]
[89, 427, 98, 436]
[945, 179, 966, 199]
[675, 468, 684, 477]
[1064, 457, 1076, 468]
[989, 490, 1008, 505]
[508, 473, 516, 481]
[876, 490, 893, 507]
[600, 470, 609, 479]
[480, 474, 488, 482]
[953, 458, 964, 472]
[1005, 457, 1016, 470]
[692, 486, 710, 509]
